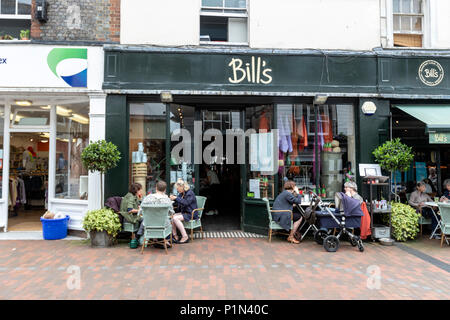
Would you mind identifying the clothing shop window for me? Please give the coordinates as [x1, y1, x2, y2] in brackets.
[200, 0, 248, 44]
[55, 103, 89, 200]
[393, 0, 424, 47]
[277, 104, 355, 199]
[129, 103, 167, 196]
[245, 105, 275, 200]
[169, 104, 195, 195]
[0, 0, 31, 40]
[0, 105, 4, 198]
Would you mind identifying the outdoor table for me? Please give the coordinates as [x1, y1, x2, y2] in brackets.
[423, 202, 443, 239]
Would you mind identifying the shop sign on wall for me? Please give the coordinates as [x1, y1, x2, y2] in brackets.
[418, 60, 444, 87]
[429, 132, 450, 144]
[0, 45, 101, 88]
[228, 56, 273, 84]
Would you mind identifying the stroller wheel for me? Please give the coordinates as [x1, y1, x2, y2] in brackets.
[357, 240, 365, 252]
[314, 229, 328, 245]
[323, 235, 339, 252]
[350, 236, 359, 247]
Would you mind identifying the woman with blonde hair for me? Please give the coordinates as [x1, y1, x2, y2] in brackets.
[169, 179, 198, 243]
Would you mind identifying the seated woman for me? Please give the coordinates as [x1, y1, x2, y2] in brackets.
[440, 179, 450, 203]
[169, 179, 198, 244]
[120, 183, 143, 224]
[409, 181, 440, 239]
[342, 181, 364, 204]
[272, 180, 303, 244]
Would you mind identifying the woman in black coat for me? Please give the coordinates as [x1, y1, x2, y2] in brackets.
[170, 179, 198, 243]
[272, 180, 303, 243]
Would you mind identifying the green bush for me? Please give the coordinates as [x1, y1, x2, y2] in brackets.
[384, 202, 420, 242]
[82, 208, 122, 238]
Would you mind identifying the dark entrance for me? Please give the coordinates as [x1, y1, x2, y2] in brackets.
[198, 109, 242, 231]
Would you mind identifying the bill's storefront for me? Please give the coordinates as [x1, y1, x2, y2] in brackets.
[0, 44, 105, 234]
[103, 46, 450, 235]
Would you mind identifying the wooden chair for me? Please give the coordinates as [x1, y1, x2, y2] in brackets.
[182, 196, 206, 240]
[262, 197, 294, 243]
[140, 204, 173, 254]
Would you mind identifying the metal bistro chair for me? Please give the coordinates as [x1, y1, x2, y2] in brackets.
[182, 196, 206, 240]
[140, 203, 173, 254]
[437, 203, 450, 247]
[262, 197, 294, 243]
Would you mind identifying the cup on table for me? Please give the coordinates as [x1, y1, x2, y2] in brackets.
[434, 197, 440, 203]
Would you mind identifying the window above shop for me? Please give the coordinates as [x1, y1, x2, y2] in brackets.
[0, 0, 31, 40]
[392, 0, 425, 47]
[200, 0, 248, 45]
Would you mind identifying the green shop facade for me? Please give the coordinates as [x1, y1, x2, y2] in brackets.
[103, 46, 450, 234]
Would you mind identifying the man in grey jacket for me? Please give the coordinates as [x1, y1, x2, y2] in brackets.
[409, 182, 439, 239]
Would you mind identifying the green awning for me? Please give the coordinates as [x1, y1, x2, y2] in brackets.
[394, 105, 450, 132]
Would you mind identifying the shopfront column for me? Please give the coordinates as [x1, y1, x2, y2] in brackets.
[88, 94, 106, 210]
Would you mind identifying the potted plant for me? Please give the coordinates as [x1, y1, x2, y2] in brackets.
[1, 34, 14, 40]
[83, 208, 122, 247]
[81, 140, 121, 206]
[373, 138, 414, 200]
[383, 202, 419, 241]
[20, 29, 30, 40]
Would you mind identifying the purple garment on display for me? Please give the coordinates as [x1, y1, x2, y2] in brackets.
[277, 108, 293, 153]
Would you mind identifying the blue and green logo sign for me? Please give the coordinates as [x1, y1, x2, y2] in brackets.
[47, 48, 87, 87]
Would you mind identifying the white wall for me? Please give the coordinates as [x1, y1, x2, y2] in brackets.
[121, 0, 201, 45]
[430, 0, 450, 48]
[249, 0, 381, 50]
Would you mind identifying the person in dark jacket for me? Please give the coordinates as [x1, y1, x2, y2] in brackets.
[272, 180, 303, 244]
[169, 179, 198, 243]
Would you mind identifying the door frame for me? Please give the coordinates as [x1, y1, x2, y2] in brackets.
[1, 99, 56, 232]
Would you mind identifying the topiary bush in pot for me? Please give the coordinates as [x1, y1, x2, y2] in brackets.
[82, 208, 121, 247]
[383, 202, 420, 242]
[373, 138, 414, 200]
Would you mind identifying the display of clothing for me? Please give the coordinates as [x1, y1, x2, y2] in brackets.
[298, 116, 308, 151]
[277, 105, 292, 153]
[258, 111, 270, 132]
[321, 113, 333, 143]
[291, 117, 298, 158]
[70, 138, 88, 180]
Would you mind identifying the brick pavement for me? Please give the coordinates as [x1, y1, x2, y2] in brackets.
[0, 236, 449, 300]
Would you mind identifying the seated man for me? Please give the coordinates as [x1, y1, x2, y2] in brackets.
[137, 181, 174, 245]
[409, 181, 440, 239]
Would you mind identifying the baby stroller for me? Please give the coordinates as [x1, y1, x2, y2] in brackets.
[313, 192, 365, 252]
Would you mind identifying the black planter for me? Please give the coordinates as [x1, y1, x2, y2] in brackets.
[90, 231, 114, 247]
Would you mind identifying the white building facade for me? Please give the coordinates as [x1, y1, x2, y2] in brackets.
[121, 0, 450, 50]
[0, 44, 106, 232]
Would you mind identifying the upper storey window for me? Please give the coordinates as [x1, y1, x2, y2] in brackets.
[393, 0, 424, 47]
[0, 0, 31, 40]
[200, 0, 248, 45]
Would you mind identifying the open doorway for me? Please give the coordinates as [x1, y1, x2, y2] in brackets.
[8, 132, 49, 231]
[198, 110, 242, 231]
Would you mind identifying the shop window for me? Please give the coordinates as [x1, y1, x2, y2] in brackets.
[200, 0, 248, 44]
[0, 0, 31, 40]
[129, 103, 167, 196]
[0, 105, 3, 198]
[245, 105, 276, 200]
[393, 0, 424, 47]
[277, 104, 355, 199]
[55, 103, 89, 200]
[169, 104, 195, 194]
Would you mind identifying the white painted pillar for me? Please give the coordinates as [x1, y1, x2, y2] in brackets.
[87, 93, 106, 211]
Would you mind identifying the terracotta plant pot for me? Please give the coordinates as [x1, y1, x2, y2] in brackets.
[89, 231, 114, 247]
